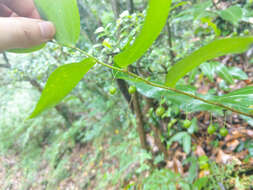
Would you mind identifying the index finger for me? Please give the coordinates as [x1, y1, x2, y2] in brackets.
[0, 0, 40, 19]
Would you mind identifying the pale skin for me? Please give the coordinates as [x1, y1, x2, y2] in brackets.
[0, 0, 55, 52]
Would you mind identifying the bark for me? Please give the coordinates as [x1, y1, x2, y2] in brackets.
[132, 92, 149, 151]
[150, 124, 168, 160]
[110, 0, 134, 112]
[127, 0, 135, 14]
[116, 79, 134, 112]
[110, 0, 121, 18]
[166, 21, 175, 65]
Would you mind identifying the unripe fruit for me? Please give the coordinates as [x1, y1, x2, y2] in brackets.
[232, 31, 237, 36]
[198, 155, 209, 170]
[244, 29, 249, 35]
[156, 106, 165, 117]
[183, 119, 192, 128]
[207, 124, 216, 135]
[109, 87, 117, 95]
[128, 86, 136, 94]
[200, 162, 209, 170]
[219, 128, 228, 137]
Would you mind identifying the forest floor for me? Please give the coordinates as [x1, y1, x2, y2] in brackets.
[0, 142, 122, 190]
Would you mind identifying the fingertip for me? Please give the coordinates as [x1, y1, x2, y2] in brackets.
[0, 17, 55, 51]
[38, 21, 55, 40]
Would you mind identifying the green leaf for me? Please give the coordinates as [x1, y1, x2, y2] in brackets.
[34, 0, 80, 45]
[192, 0, 212, 19]
[214, 86, 253, 113]
[188, 118, 198, 134]
[228, 67, 248, 80]
[7, 43, 45, 54]
[179, 183, 191, 190]
[29, 58, 96, 118]
[168, 183, 177, 190]
[167, 132, 187, 147]
[200, 62, 215, 82]
[166, 37, 253, 87]
[114, 0, 172, 68]
[193, 177, 209, 190]
[114, 72, 253, 116]
[171, 1, 190, 11]
[201, 62, 248, 83]
[186, 156, 198, 183]
[219, 5, 243, 26]
[201, 17, 220, 36]
[216, 63, 234, 85]
[182, 134, 191, 154]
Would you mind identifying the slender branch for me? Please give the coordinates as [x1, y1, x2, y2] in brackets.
[212, 0, 219, 10]
[0, 53, 11, 68]
[166, 21, 175, 65]
[65, 44, 253, 118]
[0, 64, 10, 68]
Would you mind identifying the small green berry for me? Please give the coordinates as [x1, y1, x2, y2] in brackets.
[200, 162, 209, 170]
[156, 106, 165, 117]
[207, 124, 216, 135]
[219, 127, 228, 137]
[128, 86, 136, 94]
[244, 29, 249, 35]
[198, 155, 209, 170]
[199, 155, 209, 162]
[183, 119, 192, 128]
[232, 31, 237, 36]
[109, 87, 117, 95]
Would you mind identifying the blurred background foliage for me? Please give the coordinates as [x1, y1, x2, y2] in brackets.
[0, 0, 253, 189]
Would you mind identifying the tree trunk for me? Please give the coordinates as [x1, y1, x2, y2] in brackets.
[127, 0, 135, 14]
[110, 0, 120, 18]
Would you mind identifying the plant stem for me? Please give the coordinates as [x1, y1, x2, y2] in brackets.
[66, 44, 253, 118]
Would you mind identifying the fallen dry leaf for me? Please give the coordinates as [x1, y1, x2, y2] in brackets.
[226, 139, 240, 152]
[172, 159, 184, 175]
[216, 150, 241, 165]
[198, 170, 210, 178]
[194, 145, 206, 157]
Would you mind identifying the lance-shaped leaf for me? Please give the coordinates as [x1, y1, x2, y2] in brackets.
[214, 86, 253, 113]
[114, 0, 171, 68]
[166, 37, 253, 87]
[219, 5, 243, 26]
[35, 0, 80, 45]
[29, 58, 96, 118]
[7, 44, 45, 54]
[114, 72, 253, 116]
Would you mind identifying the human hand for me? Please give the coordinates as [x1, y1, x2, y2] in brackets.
[0, 0, 55, 52]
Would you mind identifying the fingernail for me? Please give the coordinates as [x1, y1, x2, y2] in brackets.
[39, 21, 55, 39]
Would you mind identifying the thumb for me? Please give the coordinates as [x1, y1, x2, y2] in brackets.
[0, 17, 55, 52]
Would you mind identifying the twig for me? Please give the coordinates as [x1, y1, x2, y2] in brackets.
[0, 53, 11, 68]
[64, 44, 253, 118]
[212, 0, 219, 10]
[166, 21, 175, 65]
